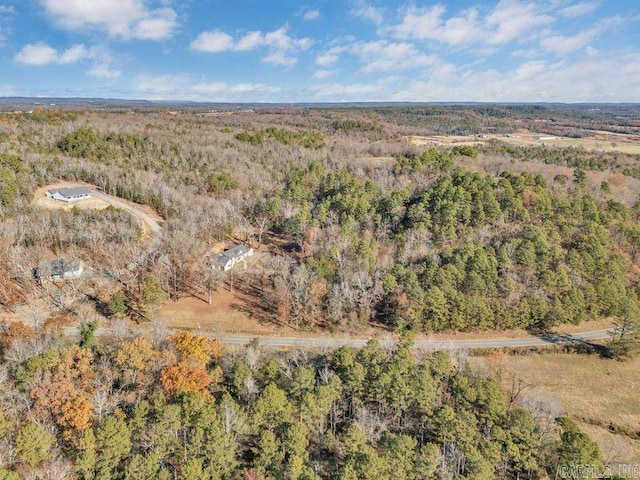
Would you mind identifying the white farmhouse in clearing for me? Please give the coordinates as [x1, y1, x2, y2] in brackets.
[46, 186, 92, 202]
[34, 258, 84, 282]
[210, 245, 254, 271]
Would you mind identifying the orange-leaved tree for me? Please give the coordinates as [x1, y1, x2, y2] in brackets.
[170, 330, 222, 364]
[29, 345, 95, 441]
[0, 321, 35, 349]
[114, 336, 157, 386]
[160, 331, 224, 396]
[160, 360, 212, 396]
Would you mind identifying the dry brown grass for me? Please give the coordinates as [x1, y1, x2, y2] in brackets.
[576, 421, 640, 467]
[420, 317, 615, 341]
[159, 288, 295, 336]
[406, 130, 640, 155]
[478, 352, 640, 466]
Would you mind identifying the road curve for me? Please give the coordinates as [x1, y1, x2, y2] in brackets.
[91, 191, 162, 234]
[63, 326, 615, 350]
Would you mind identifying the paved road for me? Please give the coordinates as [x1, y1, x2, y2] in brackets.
[92, 191, 162, 234]
[63, 326, 615, 350]
[58, 188, 616, 350]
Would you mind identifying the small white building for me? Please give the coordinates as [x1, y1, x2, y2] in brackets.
[46, 187, 92, 202]
[35, 259, 84, 282]
[210, 245, 254, 271]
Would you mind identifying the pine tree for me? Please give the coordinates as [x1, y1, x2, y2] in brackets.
[15, 424, 55, 468]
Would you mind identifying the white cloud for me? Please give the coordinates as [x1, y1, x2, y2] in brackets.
[192, 82, 281, 96]
[190, 30, 234, 53]
[15, 42, 121, 78]
[309, 82, 384, 101]
[136, 74, 190, 95]
[313, 69, 334, 80]
[357, 40, 438, 72]
[384, 5, 446, 40]
[262, 28, 312, 66]
[134, 74, 281, 101]
[485, 0, 555, 44]
[87, 63, 121, 79]
[540, 29, 596, 55]
[191, 26, 311, 66]
[0, 5, 15, 44]
[585, 46, 599, 57]
[40, 0, 177, 40]
[15, 43, 59, 65]
[315, 41, 437, 73]
[511, 48, 541, 59]
[133, 8, 177, 40]
[315, 46, 345, 67]
[58, 44, 90, 64]
[387, 54, 640, 102]
[539, 15, 620, 56]
[236, 31, 264, 51]
[560, 1, 599, 18]
[437, 8, 484, 45]
[126, 50, 640, 102]
[384, 0, 554, 46]
[384, 5, 483, 46]
[349, 2, 385, 25]
[303, 9, 320, 21]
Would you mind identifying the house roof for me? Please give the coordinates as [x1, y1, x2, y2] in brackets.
[49, 258, 82, 276]
[222, 245, 251, 259]
[210, 245, 252, 268]
[48, 187, 92, 198]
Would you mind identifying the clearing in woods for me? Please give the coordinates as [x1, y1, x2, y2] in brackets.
[33, 182, 163, 239]
[479, 352, 640, 467]
[406, 129, 640, 155]
[159, 288, 294, 336]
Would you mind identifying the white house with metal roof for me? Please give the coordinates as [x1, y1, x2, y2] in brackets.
[210, 245, 254, 271]
[46, 187, 92, 202]
[34, 259, 84, 282]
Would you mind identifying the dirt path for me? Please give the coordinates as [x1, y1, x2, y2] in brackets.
[91, 191, 162, 234]
[34, 183, 162, 236]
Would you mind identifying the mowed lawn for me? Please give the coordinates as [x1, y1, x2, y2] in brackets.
[480, 352, 640, 466]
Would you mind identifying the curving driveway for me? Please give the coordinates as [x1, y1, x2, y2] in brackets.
[91, 191, 162, 234]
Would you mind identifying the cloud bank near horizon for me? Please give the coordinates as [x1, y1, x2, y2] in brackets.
[1, 0, 639, 102]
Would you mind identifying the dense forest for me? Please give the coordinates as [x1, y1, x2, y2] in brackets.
[0, 328, 606, 479]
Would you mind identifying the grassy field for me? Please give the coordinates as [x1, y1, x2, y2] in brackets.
[478, 352, 640, 466]
[407, 130, 640, 155]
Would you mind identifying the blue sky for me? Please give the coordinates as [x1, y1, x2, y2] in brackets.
[0, 0, 639, 102]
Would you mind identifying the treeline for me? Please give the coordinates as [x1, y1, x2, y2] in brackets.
[0, 153, 32, 212]
[235, 128, 325, 149]
[0, 330, 604, 479]
[479, 143, 640, 176]
[369, 104, 640, 137]
[262, 153, 640, 333]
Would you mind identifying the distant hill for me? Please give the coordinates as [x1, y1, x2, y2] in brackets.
[1, 96, 639, 112]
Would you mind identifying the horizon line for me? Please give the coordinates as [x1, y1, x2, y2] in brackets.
[1, 96, 640, 108]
